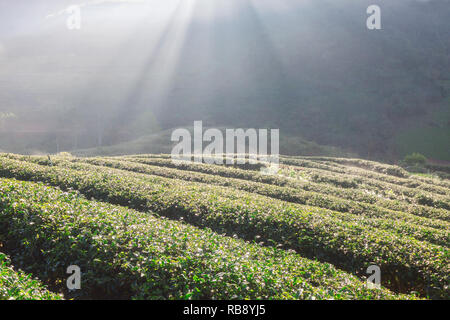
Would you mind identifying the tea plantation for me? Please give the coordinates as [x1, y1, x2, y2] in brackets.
[0, 153, 448, 300]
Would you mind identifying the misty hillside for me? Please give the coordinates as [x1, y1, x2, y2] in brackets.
[0, 0, 449, 161]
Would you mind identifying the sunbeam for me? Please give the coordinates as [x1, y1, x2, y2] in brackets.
[0, 0, 449, 304]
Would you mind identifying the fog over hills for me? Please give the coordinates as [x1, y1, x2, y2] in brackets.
[0, 0, 449, 160]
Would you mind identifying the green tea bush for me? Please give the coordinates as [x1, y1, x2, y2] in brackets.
[0, 252, 62, 300]
[0, 178, 413, 300]
[0, 157, 448, 298]
[403, 153, 427, 167]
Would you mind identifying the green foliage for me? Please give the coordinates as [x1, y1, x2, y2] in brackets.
[56, 152, 73, 158]
[0, 155, 448, 298]
[0, 179, 411, 300]
[0, 252, 62, 300]
[68, 156, 450, 226]
[403, 153, 428, 167]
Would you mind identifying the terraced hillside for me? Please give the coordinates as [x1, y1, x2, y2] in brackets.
[0, 153, 448, 300]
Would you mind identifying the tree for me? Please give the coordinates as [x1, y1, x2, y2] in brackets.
[0, 112, 16, 130]
[403, 153, 427, 166]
